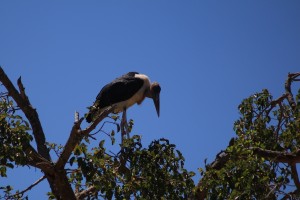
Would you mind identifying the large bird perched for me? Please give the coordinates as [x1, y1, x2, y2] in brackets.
[86, 72, 161, 137]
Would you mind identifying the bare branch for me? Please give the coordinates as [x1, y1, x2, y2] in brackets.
[76, 186, 96, 199]
[8, 176, 46, 198]
[75, 111, 79, 123]
[265, 94, 288, 116]
[81, 106, 116, 136]
[55, 117, 84, 169]
[17, 77, 30, 103]
[56, 106, 115, 169]
[0, 67, 51, 161]
[285, 72, 300, 111]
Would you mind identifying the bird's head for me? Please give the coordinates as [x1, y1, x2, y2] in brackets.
[150, 82, 161, 117]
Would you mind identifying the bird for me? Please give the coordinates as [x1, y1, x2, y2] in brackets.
[86, 72, 161, 138]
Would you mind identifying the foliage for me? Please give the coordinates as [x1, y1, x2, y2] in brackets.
[0, 97, 32, 200]
[198, 88, 300, 199]
[69, 136, 195, 199]
[0, 99, 32, 169]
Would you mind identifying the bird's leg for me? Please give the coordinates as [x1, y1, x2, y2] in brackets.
[121, 111, 125, 143]
[123, 109, 130, 139]
[121, 108, 129, 142]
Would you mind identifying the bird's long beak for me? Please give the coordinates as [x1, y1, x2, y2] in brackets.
[153, 93, 160, 117]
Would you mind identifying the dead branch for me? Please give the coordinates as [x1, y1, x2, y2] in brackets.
[8, 176, 46, 199]
[75, 111, 79, 123]
[17, 77, 30, 103]
[55, 106, 115, 169]
[285, 72, 300, 111]
[0, 67, 51, 161]
[265, 94, 288, 116]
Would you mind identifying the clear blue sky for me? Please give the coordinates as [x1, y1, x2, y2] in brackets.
[1, 1, 300, 199]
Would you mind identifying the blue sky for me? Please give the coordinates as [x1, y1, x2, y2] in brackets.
[1, 1, 300, 199]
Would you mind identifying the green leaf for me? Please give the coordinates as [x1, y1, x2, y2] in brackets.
[99, 140, 105, 148]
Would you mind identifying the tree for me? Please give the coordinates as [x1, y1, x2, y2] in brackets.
[0, 67, 194, 200]
[3, 67, 300, 200]
[194, 72, 300, 199]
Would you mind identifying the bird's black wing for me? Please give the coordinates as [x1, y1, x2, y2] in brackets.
[95, 75, 144, 108]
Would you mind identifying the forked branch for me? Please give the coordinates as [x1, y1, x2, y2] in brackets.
[0, 67, 51, 161]
[56, 106, 115, 169]
[285, 72, 300, 111]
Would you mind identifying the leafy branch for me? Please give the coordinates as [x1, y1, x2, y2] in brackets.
[194, 72, 300, 199]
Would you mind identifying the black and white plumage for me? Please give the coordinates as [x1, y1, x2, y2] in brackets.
[86, 72, 161, 125]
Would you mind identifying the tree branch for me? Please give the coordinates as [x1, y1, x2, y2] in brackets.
[285, 72, 300, 111]
[194, 146, 300, 200]
[251, 147, 300, 163]
[17, 77, 30, 103]
[81, 106, 116, 136]
[0, 67, 51, 161]
[76, 186, 96, 199]
[265, 94, 288, 116]
[55, 106, 115, 169]
[23, 143, 53, 173]
[8, 176, 46, 198]
[55, 117, 84, 169]
[291, 164, 300, 191]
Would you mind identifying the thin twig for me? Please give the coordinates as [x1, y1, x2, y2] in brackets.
[90, 120, 119, 136]
[8, 176, 46, 198]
